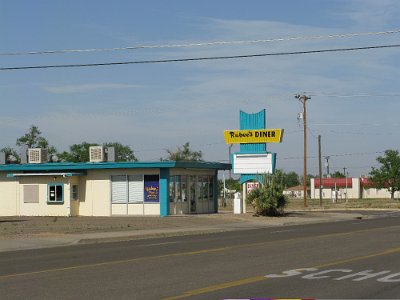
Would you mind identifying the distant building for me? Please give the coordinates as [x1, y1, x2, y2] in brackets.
[283, 185, 308, 198]
[310, 177, 400, 200]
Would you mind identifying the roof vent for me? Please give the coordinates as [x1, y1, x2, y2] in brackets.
[89, 146, 105, 162]
[28, 148, 48, 164]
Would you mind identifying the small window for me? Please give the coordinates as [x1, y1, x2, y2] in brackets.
[71, 185, 79, 201]
[48, 184, 64, 204]
[24, 185, 39, 203]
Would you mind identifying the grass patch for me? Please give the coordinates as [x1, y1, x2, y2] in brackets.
[286, 198, 400, 210]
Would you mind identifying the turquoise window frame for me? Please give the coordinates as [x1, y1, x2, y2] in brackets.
[47, 183, 64, 204]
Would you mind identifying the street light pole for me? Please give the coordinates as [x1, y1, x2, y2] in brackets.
[296, 93, 311, 207]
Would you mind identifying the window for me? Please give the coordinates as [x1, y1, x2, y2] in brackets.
[48, 184, 63, 204]
[71, 185, 79, 201]
[144, 175, 159, 202]
[129, 175, 144, 203]
[169, 176, 175, 203]
[209, 176, 214, 199]
[168, 176, 188, 203]
[111, 175, 128, 204]
[199, 176, 209, 202]
[181, 176, 188, 202]
[24, 185, 39, 203]
[111, 175, 145, 204]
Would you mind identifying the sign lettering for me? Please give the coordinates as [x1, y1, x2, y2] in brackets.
[224, 129, 284, 144]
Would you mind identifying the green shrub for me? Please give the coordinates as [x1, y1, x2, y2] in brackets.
[246, 171, 288, 216]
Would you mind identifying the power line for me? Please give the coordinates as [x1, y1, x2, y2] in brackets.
[280, 150, 386, 160]
[2, 29, 400, 56]
[309, 93, 400, 98]
[2, 43, 400, 71]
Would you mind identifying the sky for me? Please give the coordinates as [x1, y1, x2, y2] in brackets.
[1, 0, 400, 177]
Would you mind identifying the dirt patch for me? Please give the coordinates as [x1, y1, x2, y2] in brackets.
[0, 213, 252, 238]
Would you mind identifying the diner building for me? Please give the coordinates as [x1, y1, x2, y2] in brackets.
[0, 160, 230, 217]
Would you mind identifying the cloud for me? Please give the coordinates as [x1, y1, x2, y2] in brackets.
[338, 0, 400, 28]
[4, 2, 400, 175]
[43, 83, 143, 94]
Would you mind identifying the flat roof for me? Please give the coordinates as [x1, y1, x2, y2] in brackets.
[0, 161, 231, 172]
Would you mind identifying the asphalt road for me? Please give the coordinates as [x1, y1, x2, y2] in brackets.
[0, 212, 400, 299]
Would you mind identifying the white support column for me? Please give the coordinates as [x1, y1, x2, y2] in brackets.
[242, 182, 247, 214]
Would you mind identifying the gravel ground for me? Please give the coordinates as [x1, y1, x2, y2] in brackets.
[0, 211, 260, 238]
[1, 199, 399, 239]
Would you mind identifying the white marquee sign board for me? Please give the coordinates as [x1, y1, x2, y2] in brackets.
[233, 153, 274, 175]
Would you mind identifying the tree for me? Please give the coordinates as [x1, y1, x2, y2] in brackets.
[162, 142, 203, 161]
[58, 142, 99, 162]
[369, 149, 400, 199]
[225, 178, 241, 192]
[299, 174, 315, 187]
[0, 146, 20, 163]
[246, 170, 288, 216]
[16, 125, 57, 154]
[103, 142, 138, 162]
[332, 171, 345, 178]
[218, 177, 241, 197]
[59, 142, 138, 162]
[283, 171, 300, 188]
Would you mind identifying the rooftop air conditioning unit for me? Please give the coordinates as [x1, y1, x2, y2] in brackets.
[89, 146, 106, 162]
[28, 148, 48, 164]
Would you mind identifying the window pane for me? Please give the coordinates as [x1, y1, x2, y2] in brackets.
[181, 176, 188, 202]
[209, 176, 214, 199]
[144, 175, 159, 202]
[49, 186, 56, 201]
[24, 185, 39, 203]
[56, 185, 63, 201]
[48, 185, 63, 203]
[200, 176, 208, 202]
[111, 175, 127, 204]
[190, 176, 196, 212]
[175, 176, 181, 202]
[72, 185, 79, 201]
[129, 175, 144, 203]
[169, 176, 175, 202]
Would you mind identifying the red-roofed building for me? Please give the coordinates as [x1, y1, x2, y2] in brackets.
[311, 177, 359, 200]
[310, 177, 399, 200]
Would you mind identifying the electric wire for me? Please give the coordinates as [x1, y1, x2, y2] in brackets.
[2, 29, 400, 56]
[1, 44, 400, 71]
[308, 93, 400, 98]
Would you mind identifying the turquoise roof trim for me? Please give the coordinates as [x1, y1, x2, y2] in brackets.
[0, 161, 231, 172]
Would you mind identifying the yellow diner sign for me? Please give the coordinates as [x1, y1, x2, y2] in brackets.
[224, 129, 284, 144]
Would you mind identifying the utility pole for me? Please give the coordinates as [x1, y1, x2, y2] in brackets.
[343, 167, 348, 203]
[318, 135, 322, 206]
[295, 93, 311, 207]
[228, 144, 233, 178]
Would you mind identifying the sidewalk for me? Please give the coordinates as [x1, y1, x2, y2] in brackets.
[0, 210, 366, 252]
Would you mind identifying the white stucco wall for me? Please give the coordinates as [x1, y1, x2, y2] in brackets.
[79, 168, 160, 216]
[0, 173, 18, 216]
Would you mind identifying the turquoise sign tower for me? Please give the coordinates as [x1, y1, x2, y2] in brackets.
[238, 109, 276, 184]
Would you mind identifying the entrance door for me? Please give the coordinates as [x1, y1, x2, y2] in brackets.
[174, 176, 183, 214]
[169, 176, 190, 215]
[189, 175, 197, 214]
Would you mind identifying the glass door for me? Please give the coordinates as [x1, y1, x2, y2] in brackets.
[189, 176, 197, 214]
